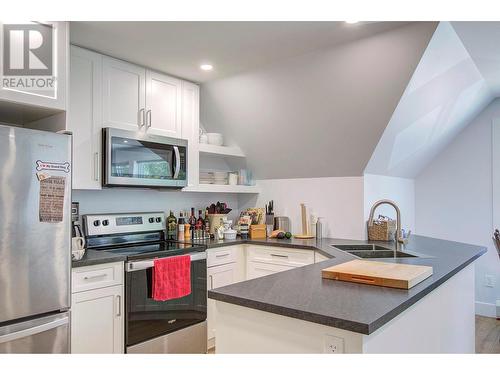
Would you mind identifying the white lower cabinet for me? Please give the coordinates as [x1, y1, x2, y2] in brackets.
[245, 245, 314, 280]
[246, 261, 295, 280]
[207, 261, 238, 348]
[71, 262, 124, 353]
[207, 244, 318, 348]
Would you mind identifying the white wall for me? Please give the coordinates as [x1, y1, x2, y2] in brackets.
[238, 177, 364, 240]
[72, 189, 240, 222]
[201, 22, 436, 180]
[415, 98, 500, 317]
[363, 174, 415, 235]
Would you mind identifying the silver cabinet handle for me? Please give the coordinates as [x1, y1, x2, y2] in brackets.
[271, 254, 289, 258]
[215, 253, 229, 258]
[0, 316, 68, 344]
[116, 295, 121, 317]
[83, 273, 107, 280]
[209, 275, 214, 290]
[93, 152, 99, 181]
[146, 110, 152, 128]
[173, 146, 180, 179]
[138, 108, 145, 128]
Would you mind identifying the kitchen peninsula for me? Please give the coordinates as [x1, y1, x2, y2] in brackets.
[208, 235, 486, 353]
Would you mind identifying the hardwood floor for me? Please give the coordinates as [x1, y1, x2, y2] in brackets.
[476, 315, 500, 354]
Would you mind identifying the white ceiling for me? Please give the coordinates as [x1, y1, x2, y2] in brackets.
[366, 21, 500, 178]
[70, 21, 408, 83]
[365, 22, 493, 178]
[452, 22, 500, 96]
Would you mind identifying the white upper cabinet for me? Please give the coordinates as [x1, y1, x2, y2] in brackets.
[102, 57, 146, 132]
[68, 46, 102, 190]
[146, 70, 182, 138]
[68, 47, 201, 189]
[181, 81, 200, 187]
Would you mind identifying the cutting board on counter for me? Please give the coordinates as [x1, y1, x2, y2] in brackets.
[321, 259, 433, 289]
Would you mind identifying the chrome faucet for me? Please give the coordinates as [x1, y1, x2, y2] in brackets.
[368, 199, 406, 249]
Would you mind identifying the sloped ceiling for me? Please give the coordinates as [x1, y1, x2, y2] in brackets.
[200, 22, 437, 179]
[452, 22, 500, 96]
[365, 22, 494, 178]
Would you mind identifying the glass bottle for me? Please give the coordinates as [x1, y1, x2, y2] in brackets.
[177, 211, 185, 241]
[204, 209, 211, 239]
[167, 211, 177, 240]
[188, 208, 196, 240]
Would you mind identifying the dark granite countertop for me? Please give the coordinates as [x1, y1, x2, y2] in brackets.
[72, 249, 127, 268]
[207, 235, 486, 335]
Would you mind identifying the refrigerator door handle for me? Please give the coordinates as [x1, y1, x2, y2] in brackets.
[0, 316, 69, 344]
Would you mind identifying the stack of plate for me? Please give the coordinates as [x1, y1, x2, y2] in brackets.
[213, 171, 228, 185]
[199, 171, 229, 185]
[200, 171, 214, 184]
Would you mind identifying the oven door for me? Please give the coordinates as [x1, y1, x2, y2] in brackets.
[125, 252, 207, 348]
[103, 127, 187, 188]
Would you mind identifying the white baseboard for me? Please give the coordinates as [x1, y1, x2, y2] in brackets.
[475, 301, 496, 317]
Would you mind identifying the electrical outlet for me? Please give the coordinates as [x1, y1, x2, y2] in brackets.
[324, 334, 344, 354]
[484, 275, 496, 288]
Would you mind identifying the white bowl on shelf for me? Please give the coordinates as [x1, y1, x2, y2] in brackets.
[207, 133, 224, 146]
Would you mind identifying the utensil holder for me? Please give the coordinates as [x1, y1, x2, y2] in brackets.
[208, 214, 227, 235]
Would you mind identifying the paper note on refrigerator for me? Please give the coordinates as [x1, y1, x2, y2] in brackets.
[39, 176, 66, 223]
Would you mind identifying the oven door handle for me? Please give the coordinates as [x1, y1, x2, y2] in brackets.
[126, 251, 206, 272]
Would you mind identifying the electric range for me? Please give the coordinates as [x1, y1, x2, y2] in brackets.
[82, 212, 207, 354]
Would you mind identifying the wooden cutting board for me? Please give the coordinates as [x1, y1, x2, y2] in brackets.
[321, 259, 433, 289]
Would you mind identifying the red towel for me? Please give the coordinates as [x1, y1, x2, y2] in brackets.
[152, 255, 191, 301]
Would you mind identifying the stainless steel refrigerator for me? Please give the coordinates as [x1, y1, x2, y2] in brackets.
[0, 125, 71, 353]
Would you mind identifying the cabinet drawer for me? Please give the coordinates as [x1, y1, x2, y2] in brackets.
[207, 247, 237, 267]
[72, 262, 124, 293]
[247, 261, 295, 280]
[247, 246, 314, 267]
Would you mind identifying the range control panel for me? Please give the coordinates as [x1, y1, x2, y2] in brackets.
[83, 212, 165, 237]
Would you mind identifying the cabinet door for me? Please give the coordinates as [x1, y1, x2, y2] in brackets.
[246, 261, 294, 280]
[207, 263, 237, 344]
[145, 70, 182, 138]
[71, 285, 124, 353]
[68, 46, 102, 190]
[181, 81, 200, 187]
[102, 57, 146, 131]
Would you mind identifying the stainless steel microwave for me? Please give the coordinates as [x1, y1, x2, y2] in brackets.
[103, 127, 187, 188]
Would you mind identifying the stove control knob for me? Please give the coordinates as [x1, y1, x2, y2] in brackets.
[148, 217, 155, 223]
[102, 220, 109, 226]
[156, 217, 162, 223]
[93, 220, 101, 227]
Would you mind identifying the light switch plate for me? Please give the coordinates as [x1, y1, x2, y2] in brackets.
[324, 334, 344, 354]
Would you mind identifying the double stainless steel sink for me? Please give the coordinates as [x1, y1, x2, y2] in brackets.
[332, 244, 417, 259]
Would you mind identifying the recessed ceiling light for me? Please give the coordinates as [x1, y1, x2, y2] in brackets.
[200, 64, 213, 71]
[345, 20, 359, 24]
